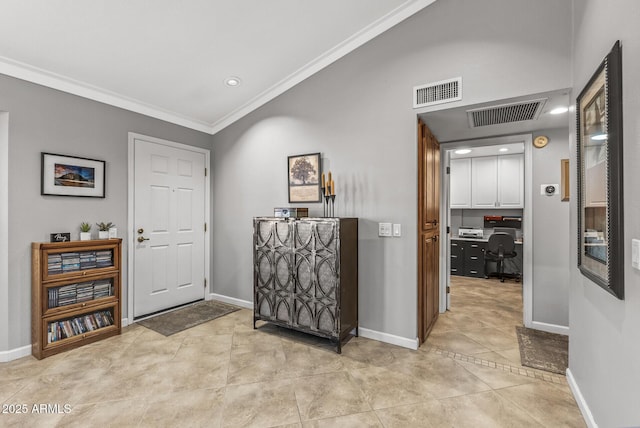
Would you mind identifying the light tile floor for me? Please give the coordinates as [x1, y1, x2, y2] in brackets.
[1, 277, 585, 427]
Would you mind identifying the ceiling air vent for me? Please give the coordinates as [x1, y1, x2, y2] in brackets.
[467, 98, 547, 128]
[413, 77, 462, 108]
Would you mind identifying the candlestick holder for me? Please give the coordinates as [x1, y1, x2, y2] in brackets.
[324, 194, 331, 217]
[321, 186, 327, 217]
[330, 195, 336, 217]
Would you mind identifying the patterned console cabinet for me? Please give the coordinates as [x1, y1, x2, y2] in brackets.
[253, 217, 358, 353]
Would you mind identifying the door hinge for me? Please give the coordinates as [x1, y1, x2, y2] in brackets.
[205, 167, 207, 177]
[446, 226, 450, 234]
[446, 166, 450, 174]
[446, 286, 451, 294]
[204, 223, 207, 232]
[204, 278, 207, 289]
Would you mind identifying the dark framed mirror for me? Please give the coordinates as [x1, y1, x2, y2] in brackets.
[576, 40, 624, 299]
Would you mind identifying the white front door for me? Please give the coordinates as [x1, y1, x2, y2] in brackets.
[133, 136, 206, 317]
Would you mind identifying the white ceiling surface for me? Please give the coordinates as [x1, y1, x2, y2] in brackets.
[420, 89, 571, 143]
[449, 142, 525, 159]
[0, 0, 436, 134]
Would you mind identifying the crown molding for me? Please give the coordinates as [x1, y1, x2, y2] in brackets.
[0, 0, 436, 135]
[210, 0, 437, 134]
[0, 56, 214, 134]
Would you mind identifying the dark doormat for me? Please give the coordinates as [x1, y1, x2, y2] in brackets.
[138, 300, 240, 336]
[516, 326, 568, 375]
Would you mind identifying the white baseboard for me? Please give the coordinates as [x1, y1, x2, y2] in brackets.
[358, 327, 419, 350]
[530, 320, 569, 336]
[121, 318, 129, 327]
[205, 294, 418, 351]
[0, 344, 31, 363]
[566, 368, 597, 428]
[209, 293, 253, 309]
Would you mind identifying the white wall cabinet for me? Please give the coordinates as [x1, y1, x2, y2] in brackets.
[451, 154, 524, 209]
[450, 158, 472, 208]
[585, 161, 606, 207]
[471, 157, 499, 208]
[496, 154, 524, 208]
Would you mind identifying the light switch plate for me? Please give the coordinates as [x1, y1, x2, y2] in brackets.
[378, 222, 392, 237]
[632, 239, 640, 270]
[393, 224, 401, 237]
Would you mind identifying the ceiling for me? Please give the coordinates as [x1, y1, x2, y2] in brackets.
[419, 89, 572, 143]
[449, 142, 524, 159]
[0, 0, 436, 134]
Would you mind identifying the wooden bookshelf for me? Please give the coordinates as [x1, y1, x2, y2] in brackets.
[31, 239, 122, 359]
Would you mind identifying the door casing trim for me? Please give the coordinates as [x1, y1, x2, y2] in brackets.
[438, 133, 533, 328]
[127, 132, 211, 322]
[0, 112, 9, 355]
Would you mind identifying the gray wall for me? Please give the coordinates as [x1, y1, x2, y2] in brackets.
[211, 0, 572, 341]
[450, 208, 524, 238]
[1, 74, 212, 351]
[570, 0, 640, 425]
[531, 127, 570, 327]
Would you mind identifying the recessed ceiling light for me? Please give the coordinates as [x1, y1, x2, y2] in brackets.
[499, 148, 509, 152]
[224, 76, 241, 87]
[455, 149, 472, 155]
[550, 107, 569, 115]
[591, 133, 608, 141]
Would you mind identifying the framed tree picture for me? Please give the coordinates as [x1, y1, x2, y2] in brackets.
[41, 153, 106, 198]
[288, 152, 321, 203]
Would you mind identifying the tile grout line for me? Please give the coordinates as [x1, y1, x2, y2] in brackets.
[429, 346, 565, 384]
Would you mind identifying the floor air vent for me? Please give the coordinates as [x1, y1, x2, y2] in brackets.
[467, 98, 547, 128]
[413, 77, 462, 108]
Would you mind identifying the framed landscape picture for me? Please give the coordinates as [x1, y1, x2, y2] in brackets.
[288, 152, 321, 203]
[41, 153, 106, 198]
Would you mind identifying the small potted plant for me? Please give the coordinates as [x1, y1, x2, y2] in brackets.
[96, 222, 114, 239]
[79, 222, 92, 241]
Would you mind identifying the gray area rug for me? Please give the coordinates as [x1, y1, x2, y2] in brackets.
[516, 326, 568, 375]
[138, 300, 240, 336]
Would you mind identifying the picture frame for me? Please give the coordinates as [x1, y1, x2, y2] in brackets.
[288, 152, 321, 203]
[41, 153, 106, 198]
[576, 40, 624, 299]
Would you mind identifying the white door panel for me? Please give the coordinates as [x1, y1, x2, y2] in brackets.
[450, 158, 472, 208]
[471, 156, 498, 208]
[134, 138, 205, 317]
[497, 154, 524, 208]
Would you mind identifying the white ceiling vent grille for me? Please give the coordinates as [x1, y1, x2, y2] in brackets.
[466, 98, 547, 128]
[413, 77, 462, 108]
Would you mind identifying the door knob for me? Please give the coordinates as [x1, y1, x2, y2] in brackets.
[137, 236, 150, 243]
[137, 228, 144, 234]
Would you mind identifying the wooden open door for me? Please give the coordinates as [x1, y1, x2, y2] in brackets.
[418, 119, 440, 344]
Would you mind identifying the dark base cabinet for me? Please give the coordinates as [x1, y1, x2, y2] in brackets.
[450, 239, 486, 278]
[450, 241, 464, 275]
[450, 239, 522, 280]
[464, 241, 486, 277]
[253, 217, 358, 353]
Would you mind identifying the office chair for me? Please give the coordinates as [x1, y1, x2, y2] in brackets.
[493, 227, 517, 238]
[484, 232, 518, 282]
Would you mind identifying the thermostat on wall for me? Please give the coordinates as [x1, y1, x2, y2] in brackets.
[540, 184, 559, 196]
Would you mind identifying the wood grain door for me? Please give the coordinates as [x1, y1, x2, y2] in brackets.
[418, 120, 440, 344]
